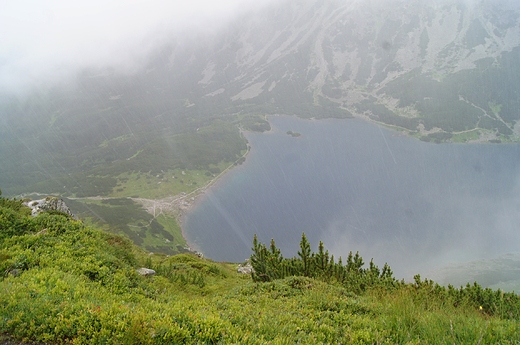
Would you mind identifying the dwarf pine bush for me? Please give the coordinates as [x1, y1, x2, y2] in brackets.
[250, 234, 520, 320]
[250, 233, 398, 293]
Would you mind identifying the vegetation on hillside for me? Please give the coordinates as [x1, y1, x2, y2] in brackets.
[64, 198, 187, 256]
[1, 194, 520, 344]
[0, 90, 260, 257]
[251, 234, 520, 319]
[375, 47, 520, 142]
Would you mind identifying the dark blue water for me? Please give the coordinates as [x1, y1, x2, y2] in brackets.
[185, 116, 520, 278]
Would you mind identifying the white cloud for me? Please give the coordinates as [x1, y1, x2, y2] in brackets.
[0, 0, 276, 94]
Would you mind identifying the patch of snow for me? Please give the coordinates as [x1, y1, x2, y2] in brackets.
[231, 81, 266, 101]
[206, 88, 225, 96]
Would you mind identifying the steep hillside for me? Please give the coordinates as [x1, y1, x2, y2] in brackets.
[1, 195, 520, 344]
[195, 0, 520, 140]
[143, 0, 520, 134]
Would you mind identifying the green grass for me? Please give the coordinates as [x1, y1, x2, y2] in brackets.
[109, 168, 220, 200]
[155, 214, 186, 249]
[130, 215, 183, 252]
[489, 101, 503, 116]
[61, 158, 237, 257]
[63, 198, 184, 255]
[59, 148, 244, 256]
[1, 196, 520, 344]
[451, 129, 482, 142]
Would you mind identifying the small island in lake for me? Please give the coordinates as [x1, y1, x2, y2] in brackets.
[286, 130, 302, 137]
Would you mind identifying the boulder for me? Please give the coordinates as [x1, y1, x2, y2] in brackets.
[8, 269, 21, 277]
[237, 261, 254, 274]
[136, 268, 156, 276]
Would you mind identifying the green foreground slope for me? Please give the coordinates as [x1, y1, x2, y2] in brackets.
[1, 195, 520, 344]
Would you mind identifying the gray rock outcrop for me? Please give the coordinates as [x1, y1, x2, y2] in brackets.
[237, 261, 254, 275]
[23, 197, 77, 219]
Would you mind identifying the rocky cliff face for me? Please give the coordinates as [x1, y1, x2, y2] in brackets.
[196, 0, 519, 96]
[23, 197, 77, 219]
[148, 0, 520, 139]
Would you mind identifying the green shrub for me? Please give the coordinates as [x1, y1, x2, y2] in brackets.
[1, 196, 520, 344]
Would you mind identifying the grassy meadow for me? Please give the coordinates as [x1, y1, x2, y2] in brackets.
[1, 195, 520, 344]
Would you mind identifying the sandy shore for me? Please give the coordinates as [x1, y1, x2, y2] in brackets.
[131, 141, 252, 254]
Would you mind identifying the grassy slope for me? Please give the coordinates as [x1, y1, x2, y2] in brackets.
[63, 151, 249, 257]
[1, 197, 519, 344]
[2, 108, 258, 258]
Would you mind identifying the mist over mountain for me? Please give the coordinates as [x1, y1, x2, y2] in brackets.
[77, 0, 520, 129]
[195, 0, 520, 135]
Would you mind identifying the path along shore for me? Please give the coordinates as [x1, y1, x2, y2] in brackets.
[131, 142, 251, 252]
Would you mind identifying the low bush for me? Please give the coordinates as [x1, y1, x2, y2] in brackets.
[1, 195, 519, 344]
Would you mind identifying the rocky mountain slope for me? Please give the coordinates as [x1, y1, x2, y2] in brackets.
[2, 0, 520, 194]
[152, 0, 520, 137]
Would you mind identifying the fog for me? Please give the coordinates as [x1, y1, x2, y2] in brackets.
[0, 0, 277, 94]
[2, 0, 520, 288]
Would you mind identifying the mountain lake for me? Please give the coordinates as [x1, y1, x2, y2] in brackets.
[184, 115, 520, 281]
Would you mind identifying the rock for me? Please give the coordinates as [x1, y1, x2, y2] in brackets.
[23, 197, 77, 219]
[8, 269, 20, 277]
[237, 261, 254, 274]
[136, 268, 156, 276]
[35, 229, 48, 236]
[183, 246, 204, 258]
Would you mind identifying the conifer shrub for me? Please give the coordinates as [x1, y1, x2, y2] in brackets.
[250, 233, 399, 293]
[250, 233, 520, 320]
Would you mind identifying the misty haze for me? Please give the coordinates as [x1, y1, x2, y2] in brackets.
[2, 0, 520, 293]
[5, 0, 520, 342]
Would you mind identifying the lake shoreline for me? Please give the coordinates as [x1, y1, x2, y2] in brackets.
[178, 114, 520, 284]
[177, 136, 254, 256]
[178, 114, 290, 255]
